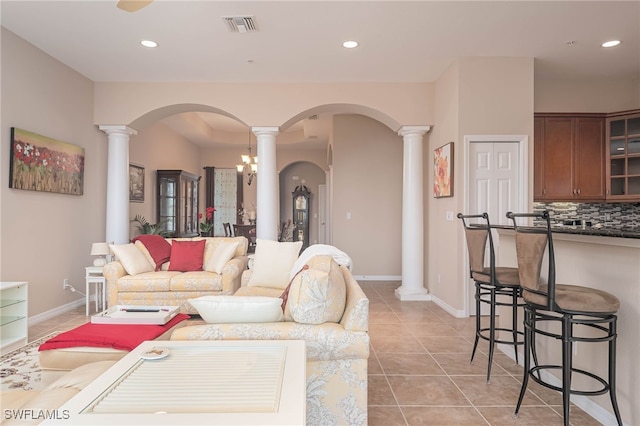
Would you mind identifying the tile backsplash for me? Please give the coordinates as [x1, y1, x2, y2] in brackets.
[533, 202, 640, 229]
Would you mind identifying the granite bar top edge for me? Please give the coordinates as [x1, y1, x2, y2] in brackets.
[492, 224, 640, 239]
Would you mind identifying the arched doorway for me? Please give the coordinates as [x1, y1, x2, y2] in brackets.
[279, 161, 327, 246]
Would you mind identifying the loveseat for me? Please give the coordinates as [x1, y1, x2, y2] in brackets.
[171, 252, 370, 425]
[104, 236, 249, 314]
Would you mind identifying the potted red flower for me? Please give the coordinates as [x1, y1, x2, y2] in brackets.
[199, 206, 216, 236]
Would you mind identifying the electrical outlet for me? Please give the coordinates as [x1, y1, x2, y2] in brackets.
[63, 278, 70, 290]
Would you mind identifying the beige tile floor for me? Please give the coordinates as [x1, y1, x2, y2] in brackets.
[28, 281, 602, 425]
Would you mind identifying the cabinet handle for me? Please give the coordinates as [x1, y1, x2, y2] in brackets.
[577, 188, 581, 195]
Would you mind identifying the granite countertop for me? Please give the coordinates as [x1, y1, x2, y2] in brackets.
[493, 224, 640, 239]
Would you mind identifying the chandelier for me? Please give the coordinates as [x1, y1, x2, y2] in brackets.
[237, 132, 258, 185]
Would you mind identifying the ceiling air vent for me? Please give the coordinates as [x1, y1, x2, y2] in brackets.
[222, 16, 257, 33]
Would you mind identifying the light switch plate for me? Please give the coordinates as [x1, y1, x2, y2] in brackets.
[446, 211, 454, 221]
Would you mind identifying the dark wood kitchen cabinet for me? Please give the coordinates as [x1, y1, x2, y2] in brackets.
[534, 114, 605, 202]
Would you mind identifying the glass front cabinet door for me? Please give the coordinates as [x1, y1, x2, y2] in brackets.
[157, 170, 201, 237]
[292, 185, 311, 250]
[606, 111, 640, 200]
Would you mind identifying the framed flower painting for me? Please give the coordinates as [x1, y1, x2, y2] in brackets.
[9, 127, 85, 195]
[433, 142, 454, 198]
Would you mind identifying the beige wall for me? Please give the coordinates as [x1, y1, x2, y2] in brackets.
[535, 75, 640, 113]
[95, 82, 435, 133]
[0, 29, 106, 316]
[428, 57, 535, 313]
[128, 122, 202, 237]
[332, 115, 403, 277]
[427, 60, 460, 311]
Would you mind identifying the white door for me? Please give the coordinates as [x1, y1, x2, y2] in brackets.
[468, 142, 520, 224]
[467, 141, 522, 314]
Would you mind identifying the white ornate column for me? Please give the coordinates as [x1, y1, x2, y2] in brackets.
[253, 127, 279, 241]
[395, 125, 431, 301]
[99, 125, 137, 244]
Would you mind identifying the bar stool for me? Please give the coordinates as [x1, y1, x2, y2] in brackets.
[507, 211, 622, 426]
[458, 212, 524, 383]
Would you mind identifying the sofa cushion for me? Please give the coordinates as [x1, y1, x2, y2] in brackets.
[248, 239, 302, 289]
[204, 241, 239, 274]
[188, 296, 284, 323]
[170, 271, 223, 291]
[284, 255, 347, 324]
[109, 243, 154, 275]
[117, 271, 179, 292]
[169, 240, 206, 272]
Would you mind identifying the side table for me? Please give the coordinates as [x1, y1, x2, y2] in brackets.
[85, 266, 106, 316]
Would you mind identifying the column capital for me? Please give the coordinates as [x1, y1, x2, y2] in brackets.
[398, 125, 431, 138]
[98, 125, 138, 137]
[252, 126, 279, 137]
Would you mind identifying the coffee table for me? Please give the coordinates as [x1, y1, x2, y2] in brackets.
[42, 340, 306, 425]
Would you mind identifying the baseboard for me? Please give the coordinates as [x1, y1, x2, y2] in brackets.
[352, 275, 402, 281]
[28, 298, 85, 326]
[496, 343, 623, 426]
[430, 295, 466, 318]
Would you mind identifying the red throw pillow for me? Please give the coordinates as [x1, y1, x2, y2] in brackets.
[168, 240, 206, 272]
[131, 235, 172, 271]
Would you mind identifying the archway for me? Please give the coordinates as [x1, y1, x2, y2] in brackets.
[279, 161, 327, 245]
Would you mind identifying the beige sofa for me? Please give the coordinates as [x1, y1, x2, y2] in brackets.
[104, 236, 249, 314]
[171, 256, 370, 425]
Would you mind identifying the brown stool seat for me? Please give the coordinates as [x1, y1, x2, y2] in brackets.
[472, 266, 520, 287]
[524, 284, 620, 315]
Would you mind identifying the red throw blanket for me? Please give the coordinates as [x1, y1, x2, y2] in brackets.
[131, 234, 172, 270]
[39, 313, 190, 352]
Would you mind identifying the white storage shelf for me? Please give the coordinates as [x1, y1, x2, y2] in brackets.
[0, 281, 28, 355]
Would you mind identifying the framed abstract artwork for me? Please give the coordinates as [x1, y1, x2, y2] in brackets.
[433, 142, 454, 198]
[9, 127, 85, 195]
[129, 163, 145, 202]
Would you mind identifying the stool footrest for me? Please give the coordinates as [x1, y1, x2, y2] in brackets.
[529, 364, 611, 397]
[476, 327, 524, 346]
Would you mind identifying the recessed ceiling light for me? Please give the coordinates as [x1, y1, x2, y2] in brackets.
[140, 40, 158, 48]
[602, 40, 621, 48]
[342, 40, 358, 49]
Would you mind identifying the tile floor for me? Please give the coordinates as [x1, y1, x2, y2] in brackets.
[28, 281, 602, 425]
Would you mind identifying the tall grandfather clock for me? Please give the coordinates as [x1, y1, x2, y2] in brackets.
[292, 184, 311, 250]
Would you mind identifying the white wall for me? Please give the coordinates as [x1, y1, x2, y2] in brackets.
[0, 29, 106, 316]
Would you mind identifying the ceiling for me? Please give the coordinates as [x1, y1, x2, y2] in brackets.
[2, 1, 638, 148]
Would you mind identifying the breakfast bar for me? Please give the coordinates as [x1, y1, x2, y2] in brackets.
[496, 227, 639, 426]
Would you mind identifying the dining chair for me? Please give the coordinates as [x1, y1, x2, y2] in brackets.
[223, 222, 232, 237]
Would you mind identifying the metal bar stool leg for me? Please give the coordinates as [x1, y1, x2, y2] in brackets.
[514, 308, 533, 418]
[511, 289, 520, 364]
[561, 315, 572, 426]
[470, 281, 482, 365]
[486, 286, 497, 383]
[609, 318, 623, 426]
